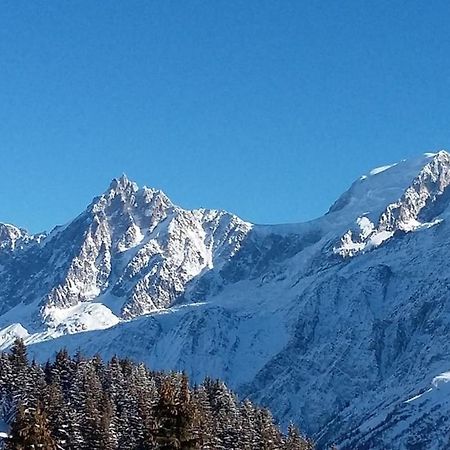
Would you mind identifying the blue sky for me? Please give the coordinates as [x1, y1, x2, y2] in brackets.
[1, 1, 450, 232]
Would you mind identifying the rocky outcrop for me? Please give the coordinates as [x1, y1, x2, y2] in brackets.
[335, 151, 450, 257]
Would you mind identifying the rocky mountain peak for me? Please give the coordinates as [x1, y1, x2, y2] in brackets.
[0, 223, 27, 250]
[416, 149, 450, 189]
[334, 150, 450, 257]
[109, 174, 138, 193]
[0, 175, 251, 328]
[89, 177, 174, 225]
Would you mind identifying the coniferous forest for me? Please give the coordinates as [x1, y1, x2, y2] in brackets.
[0, 339, 314, 450]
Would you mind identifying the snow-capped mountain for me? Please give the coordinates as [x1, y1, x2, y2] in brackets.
[334, 151, 450, 257]
[0, 175, 251, 337]
[2, 151, 450, 448]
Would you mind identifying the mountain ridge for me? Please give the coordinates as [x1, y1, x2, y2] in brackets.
[1, 151, 450, 449]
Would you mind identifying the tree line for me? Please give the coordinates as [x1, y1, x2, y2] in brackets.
[0, 339, 314, 449]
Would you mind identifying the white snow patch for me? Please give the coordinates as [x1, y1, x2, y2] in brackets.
[41, 302, 120, 335]
[0, 323, 29, 350]
[432, 371, 450, 388]
[369, 163, 398, 176]
[417, 218, 443, 229]
[117, 223, 144, 252]
[405, 388, 433, 403]
[366, 230, 394, 249]
[405, 370, 450, 404]
[356, 216, 375, 240]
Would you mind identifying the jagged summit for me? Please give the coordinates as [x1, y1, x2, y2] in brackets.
[328, 152, 446, 218]
[89, 176, 174, 224]
[333, 151, 450, 256]
[108, 173, 139, 192]
[0, 222, 43, 251]
[0, 223, 28, 250]
[107, 174, 170, 200]
[0, 173, 252, 332]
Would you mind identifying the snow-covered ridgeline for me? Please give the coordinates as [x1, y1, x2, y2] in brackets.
[2, 152, 450, 448]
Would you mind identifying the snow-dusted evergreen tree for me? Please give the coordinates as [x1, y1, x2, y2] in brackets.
[284, 423, 314, 450]
[8, 339, 30, 407]
[45, 348, 76, 394]
[191, 384, 214, 449]
[256, 408, 284, 449]
[0, 352, 13, 421]
[43, 381, 72, 449]
[1, 339, 313, 449]
[155, 377, 180, 449]
[206, 379, 241, 449]
[239, 399, 259, 449]
[6, 401, 56, 450]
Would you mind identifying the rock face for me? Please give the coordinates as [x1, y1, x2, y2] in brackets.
[0, 223, 41, 251]
[0, 175, 251, 332]
[2, 152, 450, 449]
[334, 151, 450, 257]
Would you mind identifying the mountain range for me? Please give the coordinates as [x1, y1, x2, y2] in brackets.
[2, 151, 450, 449]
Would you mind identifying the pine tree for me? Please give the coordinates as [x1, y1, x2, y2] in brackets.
[9, 339, 27, 370]
[136, 378, 157, 449]
[33, 402, 57, 450]
[0, 349, 314, 450]
[200, 379, 240, 449]
[47, 348, 75, 395]
[78, 360, 105, 449]
[116, 372, 144, 448]
[155, 378, 180, 449]
[8, 339, 31, 409]
[67, 355, 90, 448]
[177, 373, 201, 450]
[239, 399, 258, 450]
[284, 422, 314, 450]
[191, 385, 214, 449]
[98, 391, 118, 450]
[0, 352, 13, 421]
[82, 396, 103, 450]
[256, 408, 283, 450]
[6, 403, 28, 450]
[43, 382, 73, 449]
[6, 401, 56, 450]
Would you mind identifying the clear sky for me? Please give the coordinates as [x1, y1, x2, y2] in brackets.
[1, 1, 450, 232]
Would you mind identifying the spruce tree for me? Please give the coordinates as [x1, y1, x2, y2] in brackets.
[239, 399, 258, 450]
[208, 380, 240, 449]
[98, 391, 118, 450]
[155, 378, 180, 449]
[191, 385, 214, 449]
[8, 339, 31, 409]
[284, 422, 314, 450]
[9, 339, 27, 370]
[7, 401, 56, 450]
[256, 408, 283, 450]
[43, 382, 73, 449]
[177, 373, 201, 450]
[0, 349, 314, 450]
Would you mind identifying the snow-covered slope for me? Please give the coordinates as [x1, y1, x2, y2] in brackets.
[3, 152, 450, 448]
[334, 151, 450, 257]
